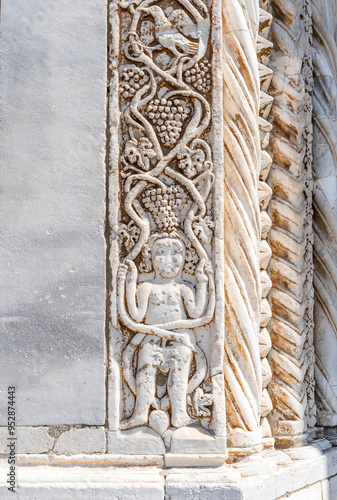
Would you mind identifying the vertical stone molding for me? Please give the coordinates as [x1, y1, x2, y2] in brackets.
[222, 0, 263, 452]
[108, 0, 227, 457]
[312, 0, 337, 429]
[257, 0, 274, 449]
[267, 0, 315, 445]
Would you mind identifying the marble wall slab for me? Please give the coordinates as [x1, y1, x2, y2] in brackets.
[0, 0, 107, 425]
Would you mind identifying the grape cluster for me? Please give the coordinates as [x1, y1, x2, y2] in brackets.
[184, 60, 212, 93]
[142, 186, 188, 232]
[120, 65, 149, 100]
[145, 98, 190, 148]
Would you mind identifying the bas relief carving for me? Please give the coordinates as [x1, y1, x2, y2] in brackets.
[111, 0, 226, 450]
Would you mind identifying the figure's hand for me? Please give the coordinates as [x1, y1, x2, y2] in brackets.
[204, 261, 214, 277]
[117, 263, 128, 282]
[125, 259, 137, 282]
[195, 258, 208, 284]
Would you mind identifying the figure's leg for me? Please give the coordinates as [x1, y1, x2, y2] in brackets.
[167, 344, 194, 428]
[121, 341, 161, 430]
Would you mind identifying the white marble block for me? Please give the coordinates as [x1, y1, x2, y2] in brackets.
[0, 0, 107, 425]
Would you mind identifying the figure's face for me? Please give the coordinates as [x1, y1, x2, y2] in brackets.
[152, 238, 185, 279]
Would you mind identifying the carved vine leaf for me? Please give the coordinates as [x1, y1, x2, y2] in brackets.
[192, 216, 214, 244]
[120, 138, 156, 177]
[188, 388, 213, 418]
[119, 221, 141, 252]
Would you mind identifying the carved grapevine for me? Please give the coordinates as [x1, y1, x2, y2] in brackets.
[114, 0, 225, 440]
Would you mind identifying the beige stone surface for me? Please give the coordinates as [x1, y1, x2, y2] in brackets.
[267, 0, 316, 443]
[222, 0, 263, 450]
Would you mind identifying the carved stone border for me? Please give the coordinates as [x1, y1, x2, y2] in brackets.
[107, 0, 227, 458]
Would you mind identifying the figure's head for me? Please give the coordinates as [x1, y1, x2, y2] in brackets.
[151, 237, 185, 279]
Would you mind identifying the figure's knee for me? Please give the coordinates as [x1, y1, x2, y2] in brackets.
[138, 340, 162, 367]
[169, 344, 192, 365]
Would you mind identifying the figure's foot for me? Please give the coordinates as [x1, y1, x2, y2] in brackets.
[120, 415, 148, 430]
[171, 413, 196, 428]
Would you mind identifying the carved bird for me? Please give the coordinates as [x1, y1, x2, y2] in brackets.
[138, 6, 200, 63]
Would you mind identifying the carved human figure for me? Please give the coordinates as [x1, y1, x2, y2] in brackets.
[118, 236, 212, 430]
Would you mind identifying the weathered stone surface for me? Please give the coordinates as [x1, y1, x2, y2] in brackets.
[170, 427, 226, 454]
[0, 428, 7, 454]
[267, 0, 316, 442]
[312, 0, 337, 429]
[108, 428, 165, 455]
[17, 453, 165, 467]
[281, 482, 322, 500]
[322, 474, 337, 500]
[1, 2, 337, 499]
[284, 445, 323, 460]
[1, 448, 337, 499]
[9, 427, 54, 454]
[0, 486, 164, 500]
[222, 0, 264, 449]
[165, 469, 241, 484]
[165, 484, 243, 499]
[54, 428, 106, 454]
[164, 454, 227, 467]
[239, 447, 337, 499]
[233, 457, 278, 477]
[0, 0, 107, 425]
[0, 464, 165, 499]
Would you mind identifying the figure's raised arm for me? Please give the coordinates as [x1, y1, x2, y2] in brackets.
[118, 259, 150, 322]
[182, 258, 211, 318]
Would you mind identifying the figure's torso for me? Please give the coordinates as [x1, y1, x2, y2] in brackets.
[145, 283, 187, 324]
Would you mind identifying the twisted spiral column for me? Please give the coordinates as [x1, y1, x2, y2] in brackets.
[222, 0, 263, 451]
[267, 0, 315, 446]
[257, 0, 274, 448]
[312, 0, 337, 429]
